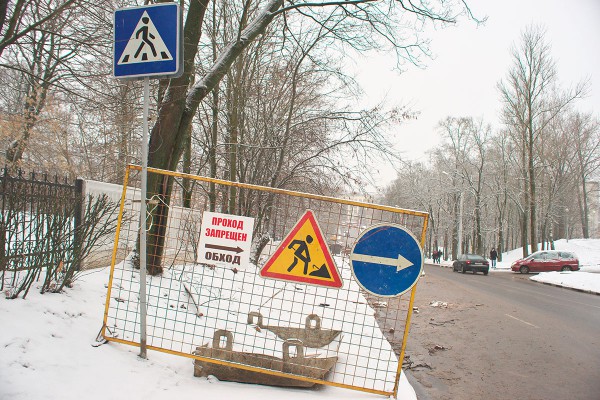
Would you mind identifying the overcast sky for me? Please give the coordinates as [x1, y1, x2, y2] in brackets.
[354, 0, 600, 183]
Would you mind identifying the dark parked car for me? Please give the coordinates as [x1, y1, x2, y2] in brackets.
[511, 250, 579, 274]
[452, 254, 490, 275]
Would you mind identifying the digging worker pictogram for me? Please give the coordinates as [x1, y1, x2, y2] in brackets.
[287, 235, 313, 275]
[134, 17, 157, 59]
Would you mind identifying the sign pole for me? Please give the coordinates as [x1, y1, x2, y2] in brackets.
[113, 2, 182, 360]
[138, 76, 149, 359]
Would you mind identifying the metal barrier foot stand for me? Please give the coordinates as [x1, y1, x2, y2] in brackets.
[92, 325, 117, 347]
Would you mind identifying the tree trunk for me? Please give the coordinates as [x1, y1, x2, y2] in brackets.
[522, 126, 530, 257]
[444, 229, 449, 261]
[497, 216, 504, 262]
[452, 192, 459, 260]
[579, 178, 590, 238]
[209, 86, 219, 211]
[520, 210, 528, 258]
[144, 0, 209, 275]
[182, 124, 192, 208]
[144, 0, 284, 274]
[6, 82, 47, 171]
[528, 136, 538, 253]
[475, 191, 483, 254]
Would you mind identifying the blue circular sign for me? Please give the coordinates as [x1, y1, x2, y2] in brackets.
[350, 224, 423, 297]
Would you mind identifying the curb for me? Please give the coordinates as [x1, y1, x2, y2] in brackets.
[532, 280, 600, 296]
[427, 262, 600, 295]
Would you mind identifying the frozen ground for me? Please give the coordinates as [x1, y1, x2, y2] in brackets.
[0, 265, 416, 400]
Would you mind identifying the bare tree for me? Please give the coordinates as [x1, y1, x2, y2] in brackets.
[0, 0, 78, 57]
[1, 1, 112, 171]
[142, 0, 476, 274]
[462, 118, 490, 255]
[568, 112, 600, 238]
[498, 24, 586, 255]
[486, 130, 512, 260]
[437, 116, 470, 259]
[535, 111, 572, 248]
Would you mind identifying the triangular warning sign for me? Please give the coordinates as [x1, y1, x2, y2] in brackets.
[260, 210, 343, 288]
[118, 11, 173, 64]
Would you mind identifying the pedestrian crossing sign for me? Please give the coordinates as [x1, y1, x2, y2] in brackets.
[113, 3, 182, 79]
[260, 210, 343, 288]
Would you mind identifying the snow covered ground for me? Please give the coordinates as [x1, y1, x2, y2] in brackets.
[2, 239, 598, 400]
[1, 265, 416, 400]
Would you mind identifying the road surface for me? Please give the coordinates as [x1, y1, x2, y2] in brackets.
[380, 264, 600, 400]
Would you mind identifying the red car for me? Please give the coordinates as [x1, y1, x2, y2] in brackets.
[511, 250, 579, 273]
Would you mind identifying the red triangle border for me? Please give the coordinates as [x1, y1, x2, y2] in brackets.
[259, 210, 343, 288]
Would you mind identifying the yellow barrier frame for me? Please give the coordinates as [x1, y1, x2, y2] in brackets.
[102, 165, 429, 398]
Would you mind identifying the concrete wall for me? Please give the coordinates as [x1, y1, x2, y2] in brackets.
[81, 179, 202, 269]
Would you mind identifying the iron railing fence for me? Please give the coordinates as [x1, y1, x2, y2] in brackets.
[0, 167, 83, 297]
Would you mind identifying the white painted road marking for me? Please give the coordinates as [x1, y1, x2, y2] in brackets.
[505, 314, 539, 328]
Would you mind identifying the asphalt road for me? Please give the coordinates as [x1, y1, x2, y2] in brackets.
[395, 264, 600, 400]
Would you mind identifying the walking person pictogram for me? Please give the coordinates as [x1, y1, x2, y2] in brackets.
[134, 17, 157, 60]
[287, 235, 313, 275]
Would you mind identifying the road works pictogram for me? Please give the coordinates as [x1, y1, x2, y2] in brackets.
[260, 210, 343, 288]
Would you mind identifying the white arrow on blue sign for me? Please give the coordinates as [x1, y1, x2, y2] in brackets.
[350, 224, 424, 297]
[113, 3, 182, 79]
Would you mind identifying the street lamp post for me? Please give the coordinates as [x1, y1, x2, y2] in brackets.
[442, 170, 464, 257]
[565, 207, 569, 242]
[458, 191, 463, 254]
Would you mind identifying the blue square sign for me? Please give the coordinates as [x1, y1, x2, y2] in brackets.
[113, 3, 182, 79]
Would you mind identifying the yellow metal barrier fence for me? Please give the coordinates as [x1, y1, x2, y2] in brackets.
[102, 165, 428, 398]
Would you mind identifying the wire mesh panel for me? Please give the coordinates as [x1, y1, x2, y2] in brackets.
[103, 165, 428, 397]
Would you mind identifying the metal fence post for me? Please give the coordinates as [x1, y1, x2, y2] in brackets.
[74, 178, 84, 270]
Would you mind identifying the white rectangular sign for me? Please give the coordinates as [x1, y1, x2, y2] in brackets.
[197, 211, 254, 269]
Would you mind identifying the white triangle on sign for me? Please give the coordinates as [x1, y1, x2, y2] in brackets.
[118, 11, 173, 65]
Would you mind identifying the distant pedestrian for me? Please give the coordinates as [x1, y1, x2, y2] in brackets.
[490, 248, 498, 268]
[432, 249, 442, 264]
